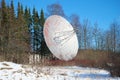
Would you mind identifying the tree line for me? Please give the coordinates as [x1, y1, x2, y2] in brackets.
[0, 0, 120, 62]
[70, 15, 120, 53]
[0, 0, 50, 62]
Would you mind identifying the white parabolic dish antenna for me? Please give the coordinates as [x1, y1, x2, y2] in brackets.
[44, 15, 79, 61]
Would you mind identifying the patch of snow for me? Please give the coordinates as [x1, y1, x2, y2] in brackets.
[0, 61, 23, 70]
[0, 62, 120, 80]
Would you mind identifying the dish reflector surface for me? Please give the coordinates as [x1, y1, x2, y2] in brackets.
[44, 15, 78, 61]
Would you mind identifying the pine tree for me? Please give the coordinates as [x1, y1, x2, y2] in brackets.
[32, 8, 41, 52]
[32, 8, 39, 26]
[24, 7, 31, 46]
[24, 7, 30, 26]
[24, 7, 32, 30]
[0, 1, 2, 50]
[17, 2, 21, 20]
[8, 0, 15, 42]
[1, 0, 9, 48]
[10, 0, 15, 21]
[12, 2, 30, 63]
[0, 2, 1, 28]
[28, 8, 32, 26]
[16, 2, 25, 39]
[40, 9, 45, 26]
[40, 9, 51, 57]
[0, 0, 9, 58]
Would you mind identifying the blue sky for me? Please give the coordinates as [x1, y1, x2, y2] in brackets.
[5, 0, 120, 30]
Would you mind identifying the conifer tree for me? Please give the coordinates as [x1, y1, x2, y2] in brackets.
[0, 0, 9, 59]
[40, 9, 51, 57]
[24, 7, 30, 26]
[10, 0, 15, 21]
[32, 8, 41, 52]
[1, 0, 9, 51]
[24, 7, 31, 46]
[8, 0, 15, 42]
[39, 9, 45, 26]
[0, 1, 2, 51]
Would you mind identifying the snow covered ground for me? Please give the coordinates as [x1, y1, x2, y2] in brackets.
[0, 61, 119, 80]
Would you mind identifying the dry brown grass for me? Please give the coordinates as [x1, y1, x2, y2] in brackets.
[75, 49, 109, 67]
[44, 49, 109, 67]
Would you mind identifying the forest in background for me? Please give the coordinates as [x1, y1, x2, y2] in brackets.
[0, 0, 120, 64]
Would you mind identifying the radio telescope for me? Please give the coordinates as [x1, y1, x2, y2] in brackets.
[44, 15, 78, 61]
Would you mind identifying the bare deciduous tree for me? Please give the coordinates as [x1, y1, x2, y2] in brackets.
[47, 3, 65, 17]
[82, 19, 92, 49]
[70, 14, 82, 48]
